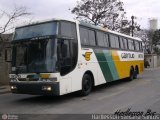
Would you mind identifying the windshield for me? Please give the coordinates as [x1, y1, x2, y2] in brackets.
[14, 22, 57, 40]
[12, 39, 58, 73]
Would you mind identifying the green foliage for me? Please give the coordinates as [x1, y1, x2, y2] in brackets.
[71, 0, 126, 31]
[152, 30, 160, 46]
[153, 46, 160, 55]
[71, 0, 140, 34]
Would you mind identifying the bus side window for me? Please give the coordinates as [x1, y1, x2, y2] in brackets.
[140, 42, 143, 51]
[105, 34, 109, 47]
[110, 34, 115, 48]
[135, 41, 140, 51]
[119, 37, 124, 49]
[88, 29, 96, 46]
[109, 34, 119, 49]
[128, 39, 135, 50]
[79, 27, 89, 45]
[123, 38, 128, 50]
[97, 31, 106, 47]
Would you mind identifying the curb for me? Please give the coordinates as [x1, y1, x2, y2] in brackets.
[0, 90, 11, 95]
[0, 86, 11, 95]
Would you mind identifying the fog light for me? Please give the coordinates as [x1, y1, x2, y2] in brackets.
[11, 85, 17, 90]
[42, 86, 52, 91]
[47, 87, 52, 91]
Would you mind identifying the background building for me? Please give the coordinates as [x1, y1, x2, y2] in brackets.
[149, 18, 158, 31]
[0, 34, 12, 85]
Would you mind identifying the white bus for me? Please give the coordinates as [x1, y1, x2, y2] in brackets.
[9, 19, 144, 96]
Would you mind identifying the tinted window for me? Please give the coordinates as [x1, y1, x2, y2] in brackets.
[139, 42, 143, 51]
[105, 34, 109, 47]
[123, 38, 128, 49]
[59, 38, 78, 76]
[135, 41, 140, 51]
[97, 32, 105, 47]
[128, 39, 135, 50]
[97, 32, 109, 47]
[80, 27, 89, 45]
[59, 40, 71, 75]
[109, 34, 119, 48]
[120, 37, 128, 49]
[60, 22, 77, 39]
[79, 26, 96, 46]
[14, 22, 57, 40]
[88, 30, 96, 46]
[119, 37, 124, 49]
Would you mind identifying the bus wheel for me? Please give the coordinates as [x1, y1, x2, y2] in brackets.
[80, 74, 92, 96]
[129, 67, 134, 81]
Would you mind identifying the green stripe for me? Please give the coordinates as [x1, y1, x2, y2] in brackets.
[103, 50, 119, 80]
[95, 49, 119, 82]
[95, 50, 113, 82]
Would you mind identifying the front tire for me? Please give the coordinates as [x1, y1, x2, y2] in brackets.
[80, 74, 92, 96]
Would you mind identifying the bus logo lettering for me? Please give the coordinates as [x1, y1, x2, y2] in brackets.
[121, 53, 135, 59]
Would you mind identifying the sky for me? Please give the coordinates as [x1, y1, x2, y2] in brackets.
[0, 0, 160, 29]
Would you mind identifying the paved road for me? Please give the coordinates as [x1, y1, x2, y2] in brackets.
[0, 68, 160, 119]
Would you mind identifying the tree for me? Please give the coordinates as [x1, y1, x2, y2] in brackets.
[0, 6, 30, 42]
[152, 30, 160, 55]
[71, 0, 126, 31]
[0, 5, 30, 58]
[152, 30, 160, 46]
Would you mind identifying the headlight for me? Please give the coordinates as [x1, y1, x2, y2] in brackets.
[10, 79, 17, 82]
[11, 85, 17, 90]
[42, 86, 52, 91]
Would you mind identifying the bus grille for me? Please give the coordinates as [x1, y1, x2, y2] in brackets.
[18, 78, 39, 81]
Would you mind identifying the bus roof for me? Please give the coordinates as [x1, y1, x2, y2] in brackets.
[16, 18, 141, 42]
[16, 18, 76, 29]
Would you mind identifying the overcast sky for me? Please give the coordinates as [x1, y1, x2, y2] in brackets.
[0, 0, 160, 29]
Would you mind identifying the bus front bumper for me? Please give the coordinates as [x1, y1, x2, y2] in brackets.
[10, 82, 60, 96]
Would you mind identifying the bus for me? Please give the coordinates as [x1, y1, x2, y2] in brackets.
[8, 19, 144, 96]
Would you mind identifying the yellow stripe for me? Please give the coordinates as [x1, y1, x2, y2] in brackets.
[111, 51, 144, 79]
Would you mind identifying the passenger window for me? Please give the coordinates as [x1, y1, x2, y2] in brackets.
[109, 34, 119, 48]
[96, 32, 109, 47]
[128, 39, 135, 50]
[80, 27, 89, 45]
[120, 37, 128, 50]
[120, 37, 124, 49]
[79, 27, 96, 46]
[105, 34, 109, 47]
[97, 32, 105, 47]
[139, 42, 143, 51]
[88, 30, 96, 46]
[123, 38, 128, 49]
[135, 41, 140, 51]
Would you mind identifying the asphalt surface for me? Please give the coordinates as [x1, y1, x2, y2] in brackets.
[0, 68, 160, 119]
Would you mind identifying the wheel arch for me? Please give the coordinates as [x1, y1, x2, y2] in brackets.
[130, 66, 134, 73]
[83, 70, 95, 87]
[135, 65, 139, 74]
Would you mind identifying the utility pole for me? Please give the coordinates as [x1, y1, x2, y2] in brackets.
[131, 16, 134, 37]
[112, 16, 115, 31]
